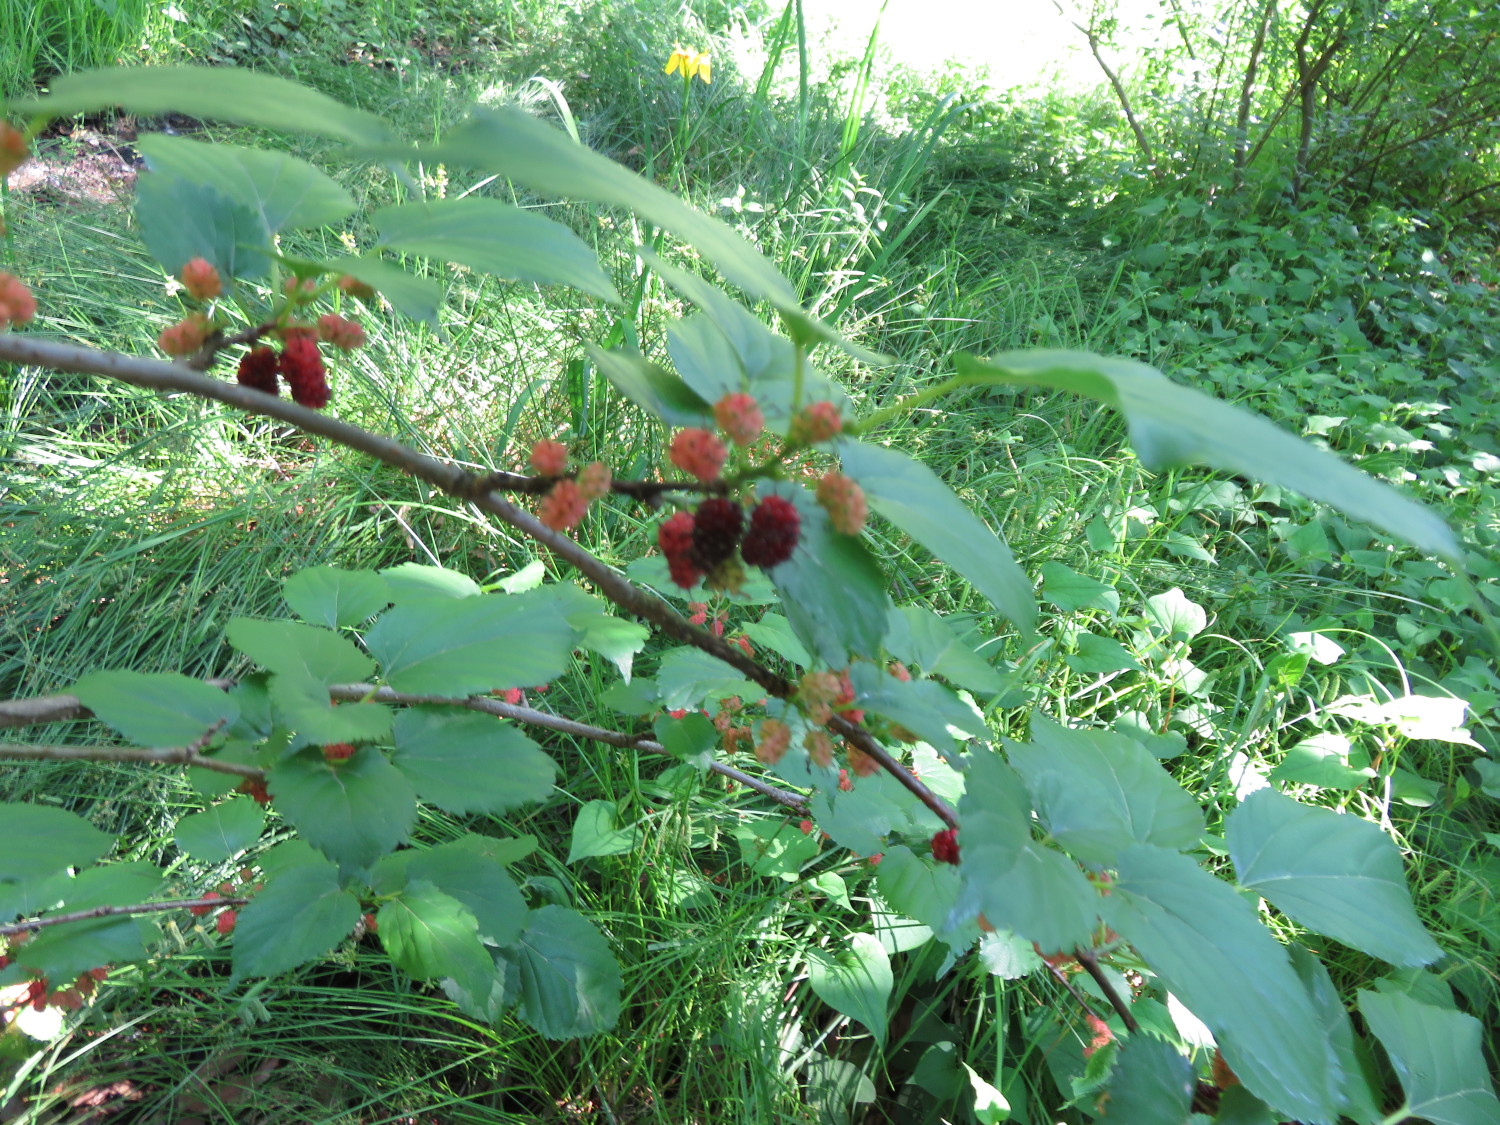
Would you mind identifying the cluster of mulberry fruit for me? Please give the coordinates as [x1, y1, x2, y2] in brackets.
[657, 494, 801, 590]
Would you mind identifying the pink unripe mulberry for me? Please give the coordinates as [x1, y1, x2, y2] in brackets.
[847, 742, 879, 777]
[157, 313, 213, 357]
[714, 392, 765, 447]
[740, 496, 800, 568]
[669, 427, 728, 482]
[816, 471, 868, 535]
[180, 257, 222, 300]
[317, 313, 365, 350]
[755, 719, 791, 766]
[0, 272, 37, 330]
[236, 346, 279, 395]
[798, 670, 842, 725]
[0, 124, 29, 178]
[578, 460, 612, 500]
[538, 478, 590, 531]
[789, 401, 842, 445]
[658, 511, 703, 589]
[805, 729, 836, 768]
[530, 439, 568, 477]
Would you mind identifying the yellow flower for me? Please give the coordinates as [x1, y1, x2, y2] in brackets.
[664, 45, 712, 83]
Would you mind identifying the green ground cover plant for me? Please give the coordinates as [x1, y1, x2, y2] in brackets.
[0, 2, 1497, 1122]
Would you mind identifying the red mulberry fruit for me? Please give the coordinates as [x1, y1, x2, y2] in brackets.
[740, 496, 800, 568]
[236, 346, 279, 395]
[931, 828, 960, 865]
[279, 336, 330, 409]
[658, 511, 703, 589]
[691, 497, 743, 568]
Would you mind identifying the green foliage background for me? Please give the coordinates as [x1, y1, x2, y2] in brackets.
[1, 0, 1497, 1121]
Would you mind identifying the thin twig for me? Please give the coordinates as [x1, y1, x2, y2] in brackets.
[1074, 947, 1139, 1033]
[475, 469, 728, 500]
[0, 896, 250, 938]
[324, 684, 809, 812]
[0, 681, 809, 813]
[0, 741, 262, 779]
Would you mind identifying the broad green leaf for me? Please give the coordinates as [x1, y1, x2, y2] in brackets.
[875, 845, 975, 952]
[510, 904, 622, 1039]
[135, 175, 269, 281]
[227, 618, 375, 684]
[316, 256, 443, 325]
[1289, 946, 1382, 1123]
[1214, 1086, 1279, 1125]
[365, 589, 577, 697]
[963, 1062, 1012, 1124]
[1143, 587, 1207, 641]
[806, 933, 893, 1049]
[849, 663, 986, 752]
[882, 605, 1004, 694]
[282, 566, 391, 629]
[378, 881, 494, 1000]
[13, 914, 153, 984]
[1067, 632, 1144, 674]
[1269, 732, 1376, 790]
[667, 311, 745, 405]
[231, 857, 362, 981]
[654, 646, 758, 710]
[379, 562, 482, 601]
[1227, 788, 1442, 967]
[1041, 562, 1120, 614]
[372, 198, 618, 300]
[955, 751, 1099, 954]
[136, 134, 355, 238]
[567, 800, 638, 863]
[1359, 990, 1500, 1125]
[956, 352, 1459, 562]
[1100, 1035, 1193, 1124]
[838, 439, 1035, 632]
[18, 65, 395, 144]
[392, 708, 557, 815]
[268, 747, 416, 871]
[977, 929, 1044, 979]
[1101, 845, 1340, 1123]
[653, 712, 718, 767]
[268, 675, 393, 746]
[377, 106, 882, 363]
[762, 481, 890, 665]
[1006, 716, 1203, 865]
[585, 345, 713, 427]
[174, 799, 265, 862]
[0, 804, 111, 884]
[527, 584, 648, 681]
[72, 670, 237, 748]
[742, 613, 813, 668]
[811, 772, 927, 858]
[405, 836, 528, 946]
[734, 818, 821, 880]
[29, 863, 165, 916]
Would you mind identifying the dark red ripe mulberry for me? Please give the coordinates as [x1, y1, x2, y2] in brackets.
[658, 511, 704, 589]
[279, 336, 330, 409]
[931, 828, 960, 865]
[740, 496, 800, 568]
[691, 498, 744, 568]
[236, 346, 279, 395]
